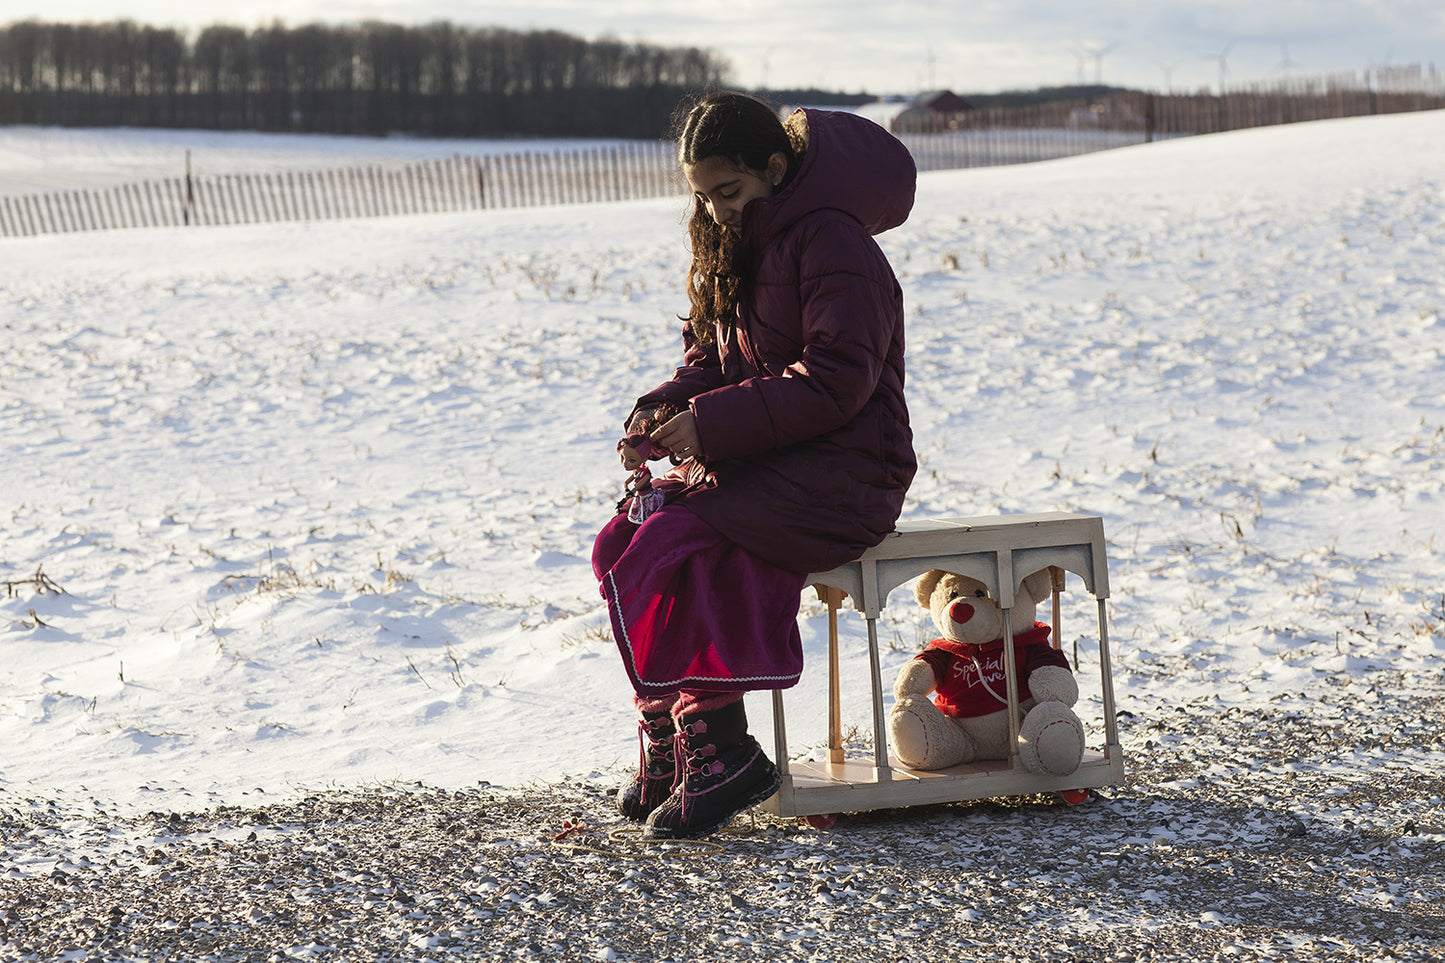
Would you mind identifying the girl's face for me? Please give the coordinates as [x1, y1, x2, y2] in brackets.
[684, 152, 787, 234]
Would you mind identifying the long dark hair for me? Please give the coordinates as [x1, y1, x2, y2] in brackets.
[673, 91, 805, 344]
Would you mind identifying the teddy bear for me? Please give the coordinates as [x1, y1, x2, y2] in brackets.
[888, 567, 1085, 776]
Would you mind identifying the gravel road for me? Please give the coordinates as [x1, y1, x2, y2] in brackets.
[3, 674, 1442, 962]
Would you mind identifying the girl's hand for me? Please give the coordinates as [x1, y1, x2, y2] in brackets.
[652, 410, 703, 460]
[626, 407, 660, 434]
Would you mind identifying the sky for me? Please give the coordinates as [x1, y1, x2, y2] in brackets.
[1, 0, 1442, 95]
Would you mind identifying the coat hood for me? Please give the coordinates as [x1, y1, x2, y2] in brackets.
[738, 108, 916, 256]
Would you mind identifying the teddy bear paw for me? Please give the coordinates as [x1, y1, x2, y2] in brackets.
[1018, 701, 1085, 776]
[887, 701, 933, 769]
[889, 700, 975, 771]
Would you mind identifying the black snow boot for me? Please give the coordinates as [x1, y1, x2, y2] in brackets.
[616, 705, 677, 821]
[644, 699, 781, 840]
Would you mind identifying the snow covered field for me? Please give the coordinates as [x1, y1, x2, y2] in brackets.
[0, 125, 635, 196]
[2, 110, 1443, 832]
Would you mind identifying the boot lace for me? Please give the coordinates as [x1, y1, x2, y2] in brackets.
[672, 719, 726, 804]
[635, 714, 674, 777]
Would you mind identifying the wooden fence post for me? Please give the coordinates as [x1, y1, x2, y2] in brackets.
[452, 156, 470, 210]
[440, 158, 459, 212]
[350, 168, 366, 218]
[494, 155, 509, 208]
[281, 171, 299, 221]
[252, 174, 272, 222]
[360, 167, 378, 217]
[119, 184, 137, 228]
[224, 174, 244, 224]
[326, 169, 344, 219]
[240, 175, 258, 223]
[141, 182, 159, 227]
[78, 190, 98, 231]
[454, 156, 470, 211]
[508, 153, 523, 208]
[286, 171, 304, 222]
[351, 167, 367, 216]
[96, 187, 114, 230]
[523, 151, 538, 207]
[562, 149, 578, 204]
[183, 149, 194, 226]
[360, 167, 376, 218]
[194, 176, 213, 226]
[304, 171, 324, 220]
[504, 154, 519, 208]
[415, 163, 431, 212]
[337, 169, 353, 219]
[155, 181, 174, 227]
[422, 161, 439, 212]
[378, 166, 393, 216]
[40, 194, 60, 234]
[399, 166, 415, 214]
[220, 175, 237, 224]
[400, 166, 415, 214]
[267, 173, 286, 222]
[295, 171, 314, 220]
[54, 193, 74, 233]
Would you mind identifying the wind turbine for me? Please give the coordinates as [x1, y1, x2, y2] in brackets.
[1278, 42, 1302, 83]
[1156, 58, 1184, 93]
[1370, 46, 1395, 89]
[1211, 39, 1238, 95]
[1080, 41, 1118, 85]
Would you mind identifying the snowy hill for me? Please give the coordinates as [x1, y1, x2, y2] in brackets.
[2, 110, 1442, 815]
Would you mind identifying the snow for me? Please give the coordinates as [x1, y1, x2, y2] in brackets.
[2, 110, 1443, 817]
[0, 125, 637, 196]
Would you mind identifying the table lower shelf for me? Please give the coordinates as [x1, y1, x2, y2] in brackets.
[759, 749, 1126, 818]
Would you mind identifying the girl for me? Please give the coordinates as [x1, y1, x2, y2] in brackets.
[592, 91, 917, 839]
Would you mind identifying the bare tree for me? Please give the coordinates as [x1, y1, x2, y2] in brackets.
[0, 18, 730, 136]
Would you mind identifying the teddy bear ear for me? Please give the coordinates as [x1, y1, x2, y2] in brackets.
[914, 569, 945, 608]
[1020, 568, 1053, 604]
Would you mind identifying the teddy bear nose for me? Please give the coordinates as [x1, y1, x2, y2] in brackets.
[948, 600, 975, 624]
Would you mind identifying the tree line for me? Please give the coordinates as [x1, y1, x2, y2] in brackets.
[0, 19, 731, 138]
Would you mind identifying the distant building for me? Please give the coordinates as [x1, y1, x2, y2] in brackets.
[852, 91, 976, 132]
[915, 91, 976, 114]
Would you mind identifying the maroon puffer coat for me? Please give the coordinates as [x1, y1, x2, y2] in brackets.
[634, 108, 917, 574]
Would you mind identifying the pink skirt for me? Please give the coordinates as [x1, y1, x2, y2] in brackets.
[592, 505, 807, 695]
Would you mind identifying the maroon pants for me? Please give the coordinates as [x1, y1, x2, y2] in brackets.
[593, 505, 807, 697]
